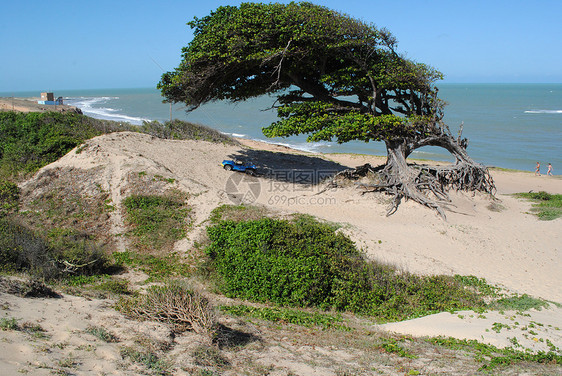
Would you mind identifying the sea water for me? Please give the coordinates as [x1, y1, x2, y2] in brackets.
[2, 84, 560, 174]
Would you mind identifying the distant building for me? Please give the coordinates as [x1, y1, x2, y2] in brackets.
[38, 92, 63, 105]
[41, 92, 54, 101]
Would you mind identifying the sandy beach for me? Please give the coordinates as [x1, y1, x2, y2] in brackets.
[0, 97, 82, 114]
[1, 130, 561, 375]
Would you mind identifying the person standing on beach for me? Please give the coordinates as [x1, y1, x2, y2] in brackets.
[535, 162, 541, 176]
[547, 163, 553, 176]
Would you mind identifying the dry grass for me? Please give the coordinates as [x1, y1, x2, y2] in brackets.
[17, 166, 115, 248]
[117, 280, 217, 336]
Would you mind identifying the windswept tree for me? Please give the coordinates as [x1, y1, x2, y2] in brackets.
[158, 2, 495, 216]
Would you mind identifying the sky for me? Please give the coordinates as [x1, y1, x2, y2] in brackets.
[1, 0, 561, 92]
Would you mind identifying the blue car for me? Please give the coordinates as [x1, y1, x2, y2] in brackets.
[221, 160, 257, 175]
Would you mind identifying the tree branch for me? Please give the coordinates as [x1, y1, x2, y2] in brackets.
[287, 73, 368, 112]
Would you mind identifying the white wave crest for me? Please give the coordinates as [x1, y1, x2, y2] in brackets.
[65, 96, 150, 125]
[524, 110, 562, 114]
[256, 139, 332, 153]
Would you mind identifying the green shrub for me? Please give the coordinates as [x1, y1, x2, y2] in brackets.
[377, 338, 418, 359]
[0, 112, 135, 179]
[112, 250, 191, 280]
[0, 317, 20, 331]
[207, 217, 361, 309]
[85, 325, 119, 342]
[0, 218, 112, 280]
[492, 294, 550, 312]
[142, 119, 238, 144]
[93, 279, 133, 295]
[514, 191, 562, 220]
[62, 274, 132, 295]
[208, 204, 269, 224]
[191, 345, 230, 368]
[123, 194, 190, 253]
[220, 305, 348, 330]
[120, 347, 170, 375]
[206, 216, 486, 321]
[429, 337, 562, 370]
[0, 180, 19, 216]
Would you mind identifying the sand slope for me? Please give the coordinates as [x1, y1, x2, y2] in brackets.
[2, 131, 561, 374]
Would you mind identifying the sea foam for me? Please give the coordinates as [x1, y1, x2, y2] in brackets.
[65, 96, 150, 125]
[524, 110, 562, 114]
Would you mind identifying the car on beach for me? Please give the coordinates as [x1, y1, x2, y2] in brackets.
[221, 160, 257, 175]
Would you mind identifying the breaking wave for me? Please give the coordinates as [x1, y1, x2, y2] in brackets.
[65, 96, 151, 125]
[524, 110, 562, 114]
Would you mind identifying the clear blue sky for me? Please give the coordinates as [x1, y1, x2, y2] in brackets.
[1, 0, 561, 92]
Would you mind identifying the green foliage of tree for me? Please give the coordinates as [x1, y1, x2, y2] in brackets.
[159, 2, 494, 215]
[159, 1, 440, 132]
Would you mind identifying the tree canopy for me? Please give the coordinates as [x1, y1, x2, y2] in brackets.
[159, 2, 495, 216]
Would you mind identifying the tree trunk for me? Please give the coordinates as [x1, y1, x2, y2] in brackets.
[410, 134, 472, 165]
[383, 139, 447, 217]
[333, 134, 496, 219]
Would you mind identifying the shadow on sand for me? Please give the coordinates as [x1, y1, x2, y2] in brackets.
[227, 148, 348, 185]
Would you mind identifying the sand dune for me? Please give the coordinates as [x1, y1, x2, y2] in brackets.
[2, 131, 561, 374]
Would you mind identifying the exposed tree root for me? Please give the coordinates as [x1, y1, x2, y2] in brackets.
[331, 162, 496, 219]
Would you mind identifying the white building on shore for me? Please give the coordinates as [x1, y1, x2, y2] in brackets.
[37, 92, 63, 105]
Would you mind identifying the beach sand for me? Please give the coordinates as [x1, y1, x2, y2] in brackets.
[1, 131, 560, 375]
[0, 97, 82, 114]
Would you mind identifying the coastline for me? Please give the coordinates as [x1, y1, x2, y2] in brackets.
[3, 86, 560, 174]
[0, 96, 82, 114]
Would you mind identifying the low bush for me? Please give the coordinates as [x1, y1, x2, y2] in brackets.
[117, 280, 217, 334]
[491, 294, 550, 312]
[429, 337, 562, 371]
[220, 305, 348, 330]
[120, 347, 171, 375]
[123, 193, 190, 253]
[0, 180, 19, 216]
[112, 250, 191, 281]
[208, 204, 269, 224]
[514, 191, 562, 220]
[0, 218, 56, 278]
[0, 317, 19, 331]
[0, 112, 135, 179]
[191, 345, 230, 368]
[85, 325, 119, 343]
[0, 218, 112, 280]
[0, 277, 60, 298]
[142, 119, 238, 144]
[206, 216, 486, 321]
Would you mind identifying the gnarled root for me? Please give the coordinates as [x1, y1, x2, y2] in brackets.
[331, 162, 496, 218]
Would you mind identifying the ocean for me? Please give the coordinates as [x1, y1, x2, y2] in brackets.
[2, 84, 560, 174]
